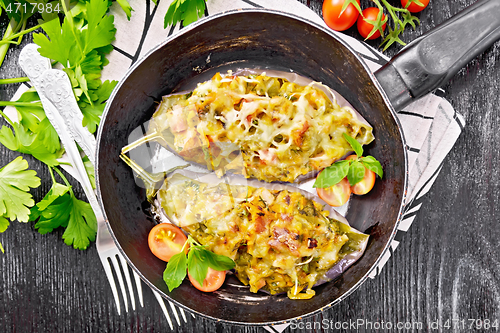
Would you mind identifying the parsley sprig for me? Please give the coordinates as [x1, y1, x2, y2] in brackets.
[33, 0, 118, 133]
[0, 90, 63, 166]
[313, 133, 383, 188]
[0, 156, 41, 252]
[163, 235, 235, 292]
[0, 0, 123, 251]
[29, 166, 97, 250]
[162, 0, 206, 29]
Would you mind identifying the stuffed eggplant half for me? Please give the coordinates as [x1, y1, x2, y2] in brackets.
[122, 69, 374, 183]
[152, 170, 369, 300]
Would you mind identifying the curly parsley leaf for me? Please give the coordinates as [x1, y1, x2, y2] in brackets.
[83, 156, 96, 189]
[33, 15, 73, 66]
[79, 79, 118, 133]
[115, 0, 133, 20]
[0, 156, 41, 223]
[29, 167, 97, 250]
[0, 216, 8, 233]
[30, 183, 72, 233]
[37, 117, 61, 153]
[0, 240, 4, 253]
[33, 0, 117, 132]
[34, 0, 116, 65]
[0, 121, 64, 166]
[62, 194, 97, 250]
[85, 0, 117, 52]
[30, 186, 98, 250]
[163, 0, 206, 28]
[8, 88, 61, 153]
[0, 209, 8, 252]
[12, 88, 45, 132]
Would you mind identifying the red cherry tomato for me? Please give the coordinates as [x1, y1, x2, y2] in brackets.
[322, 0, 361, 32]
[188, 267, 226, 292]
[351, 166, 376, 195]
[148, 223, 188, 262]
[317, 176, 351, 207]
[357, 7, 387, 40]
[345, 155, 376, 195]
[401, 0, 430, 13]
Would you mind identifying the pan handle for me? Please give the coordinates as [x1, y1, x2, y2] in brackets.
[375, 0, 500, 111]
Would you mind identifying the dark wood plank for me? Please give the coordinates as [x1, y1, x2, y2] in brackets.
[1, 0, 500, 332]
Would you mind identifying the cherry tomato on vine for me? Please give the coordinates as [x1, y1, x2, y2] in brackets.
[401, 0, 430, 13]
[188, 267, 226, 292]
[357, 7, 387, 40]
[317, 176, 351, 207]
[322, 0, 361, 32]
[148, 223, 188, 262]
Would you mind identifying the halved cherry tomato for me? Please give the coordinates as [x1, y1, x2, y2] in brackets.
[345, 155, 376, 195]
[401, 0, 430, 13]
[357, 7, 386, 40]
[322, 0, 361, 32]
[148, 223, 188, 262]
[317, 176, 351, 207]
[188, 267, 226, 292]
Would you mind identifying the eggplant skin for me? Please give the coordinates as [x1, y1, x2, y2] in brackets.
[156, 171, 369, 299]
[146, 70, 374, 183]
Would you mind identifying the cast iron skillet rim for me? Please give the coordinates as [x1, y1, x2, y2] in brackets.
[95, 8, 409, 326]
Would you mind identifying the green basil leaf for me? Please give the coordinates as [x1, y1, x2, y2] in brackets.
[163, 252, 188, 292]
[347, 161, 366, 186]
[313, 160, 350, 188]
[202, 249, 236, 271]
[342, 133, 363, 157]
[187, 247, 209, 287]
[360, 156, 384, 178]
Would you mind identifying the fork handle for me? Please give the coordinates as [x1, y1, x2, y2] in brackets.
[19, 45, 101, 218]
[38, 68, 97, 166]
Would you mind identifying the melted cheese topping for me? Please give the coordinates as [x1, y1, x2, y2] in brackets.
[148, 72, 374, 182]
[158, 174, 368, 299]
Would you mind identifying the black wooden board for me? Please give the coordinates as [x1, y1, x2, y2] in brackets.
[1, 1, 499, 332]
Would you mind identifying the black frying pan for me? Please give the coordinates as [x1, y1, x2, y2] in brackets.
[95, 0, 500, 325]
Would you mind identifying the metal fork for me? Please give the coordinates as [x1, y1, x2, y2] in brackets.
[96, 217, 188, 328]
[18, 44, 189, 329]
